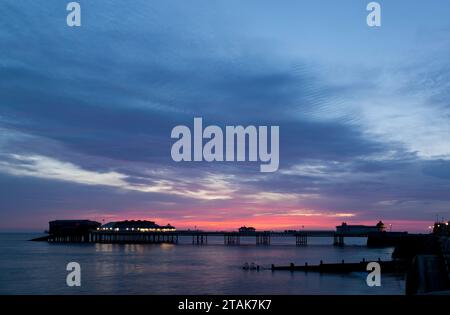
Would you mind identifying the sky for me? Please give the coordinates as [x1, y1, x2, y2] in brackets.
[1, 0, 450, 232]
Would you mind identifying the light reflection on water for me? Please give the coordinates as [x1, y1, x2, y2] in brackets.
[0, 233, 405, 294]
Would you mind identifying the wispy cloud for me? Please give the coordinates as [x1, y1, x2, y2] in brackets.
[0, 154, 171, 192]
[0, 154, 234, 200]
[248, 191, 320, 203]
[277, 209, 355, 218]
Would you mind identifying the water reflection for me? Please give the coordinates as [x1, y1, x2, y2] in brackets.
[0, 234, 405, 294]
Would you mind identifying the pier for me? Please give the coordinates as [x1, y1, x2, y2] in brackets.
[34, 229, 408, 246]
[31, 219, 407, 247]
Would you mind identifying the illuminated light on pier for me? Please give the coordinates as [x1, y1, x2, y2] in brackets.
[99, 220, 176, 233]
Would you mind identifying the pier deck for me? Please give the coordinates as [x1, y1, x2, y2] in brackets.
[31, 229, 408, 247]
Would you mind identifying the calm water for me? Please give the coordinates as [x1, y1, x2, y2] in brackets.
[0, 233, 405, 294]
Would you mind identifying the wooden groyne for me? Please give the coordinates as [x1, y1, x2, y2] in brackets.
[271, 259, 408, 274]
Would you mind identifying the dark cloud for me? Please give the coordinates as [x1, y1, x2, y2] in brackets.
[1, 0, 450, 231]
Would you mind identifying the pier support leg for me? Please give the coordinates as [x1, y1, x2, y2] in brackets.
[333, 235, 345, 246]
[224, 234, 240, 245]
[296, 234, 307, 246]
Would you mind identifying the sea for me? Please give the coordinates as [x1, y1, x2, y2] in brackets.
[0, 233, 405, 295]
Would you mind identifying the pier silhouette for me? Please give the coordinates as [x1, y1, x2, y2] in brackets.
[31, 219, 410, 247]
